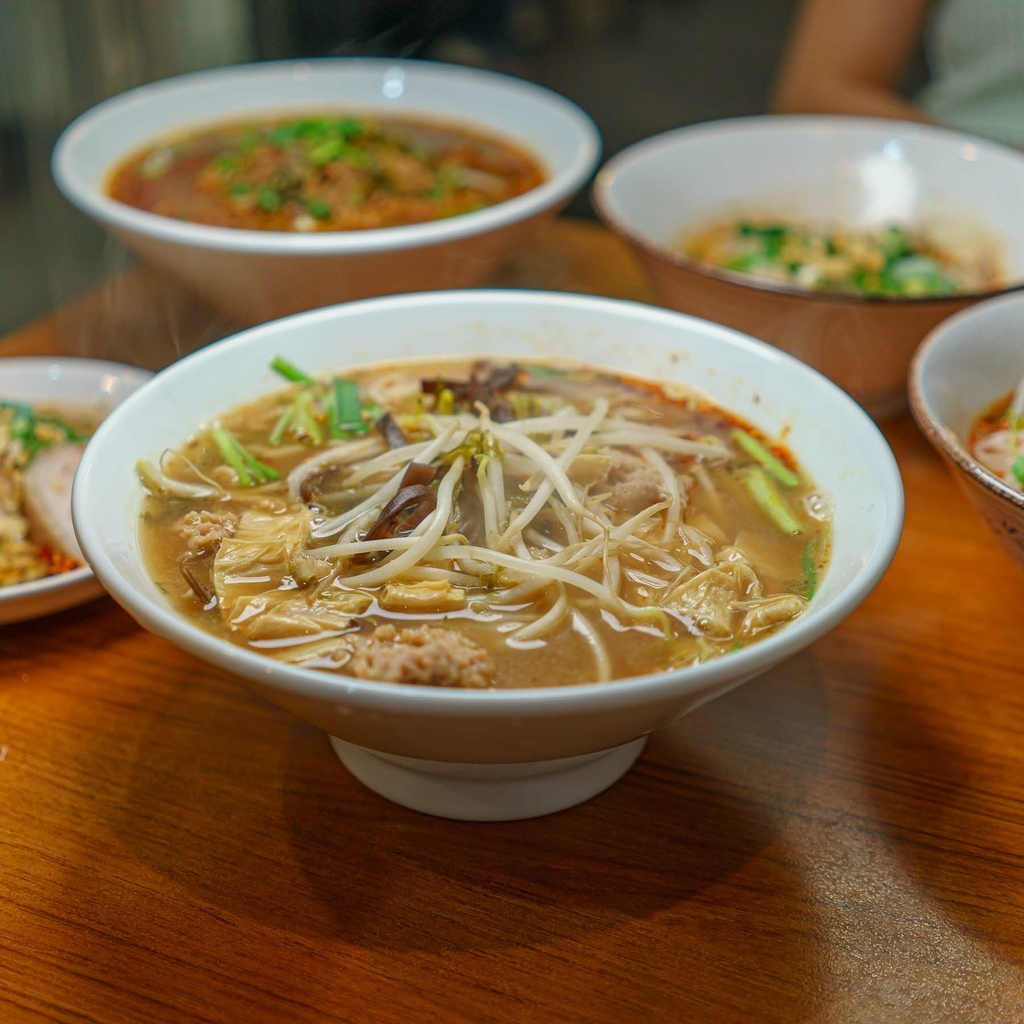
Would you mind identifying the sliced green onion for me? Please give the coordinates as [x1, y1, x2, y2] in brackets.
[257, 186, 282, 212]
[326, 387, 375, 438]
[879, 225, 912, 263]
[802, 538, 819, 599]
[739, 467, 803, 536]
[268, 402, 296, 446]
[309, 139, 344, 166]
[362, 401, 384, 423]
[1012, 456, 1024, 487]
[211, 428, 279, 487]
[271, 356, 314, 384]
[333, 378, 361, 424]
[295, 118, 333, 139]
[1, 402, 87, 455]
[269, 123, 299, 147]
[525, 363, 572, 379]
[732, 429, 800, 487]
[293, 391, 324, 445]
[336, 117, 364, 139]
[228, 182, 251, 196]
[306, 199, 331, 220]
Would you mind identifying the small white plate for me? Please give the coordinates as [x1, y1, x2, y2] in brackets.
[0, 357, 152, 624]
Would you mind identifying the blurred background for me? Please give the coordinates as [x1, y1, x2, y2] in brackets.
[0, 0, 799, 335]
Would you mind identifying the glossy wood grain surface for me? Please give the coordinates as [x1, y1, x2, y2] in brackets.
[2, 220, 1023, 1024]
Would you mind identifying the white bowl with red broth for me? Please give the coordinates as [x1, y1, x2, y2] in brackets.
[0, 358, 151, 624]
[593, 116, 1024, 420]
[910, 291, 1024, 573]
[52, 59, 599, 327]
[72, 291, 902, 820]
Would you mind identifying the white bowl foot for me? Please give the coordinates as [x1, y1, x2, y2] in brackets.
[328, 736, 648, 821]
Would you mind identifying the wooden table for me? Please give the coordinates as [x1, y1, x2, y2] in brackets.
[3, 220, 1023, 1024]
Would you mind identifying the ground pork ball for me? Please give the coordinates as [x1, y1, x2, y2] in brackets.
[176, 509, 239, 557]
[346, 623, 496, 688]
[602, 451, 666, 514]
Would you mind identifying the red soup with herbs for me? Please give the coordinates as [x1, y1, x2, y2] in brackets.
[107, 113, 547, 232]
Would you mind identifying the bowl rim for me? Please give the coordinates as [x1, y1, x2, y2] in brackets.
[73, 288, 904, 714]
[0, 356, 153, 619]
[52, 56, 602, 256]
[592, 113, 1024, 307]
[908, 290, 1024, 512]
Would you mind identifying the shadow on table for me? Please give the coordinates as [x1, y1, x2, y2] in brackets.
[277, 649, 829, 954]
[75, 628, 828, 1022]
[859, 658, 1024, 960]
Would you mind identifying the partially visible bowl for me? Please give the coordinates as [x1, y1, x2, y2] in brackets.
[593, 115, 1024, 421]
[53, 59, 600, 327]
[910, 291, 1024, 571]
[0, 357, 152, 624]
[72, 290, 903, 820]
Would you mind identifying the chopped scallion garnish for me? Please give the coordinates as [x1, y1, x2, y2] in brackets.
[211, 428, 279, 487]
[330, 378, 363, 437]
[1012, 456, 1024, 487]
[0, 401, 87, 457]
[271, 356, 314, 384]
[307, 199, 331, 220]
[292, 391, 324, 445]
[802, 539, 819, 599]
[732, 429, 800, 487]
[739, 467, 803, 536]
[257, 186, 282, 212]
[268, 403, 295, 446]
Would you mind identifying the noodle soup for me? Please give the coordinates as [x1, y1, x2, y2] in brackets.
[137, 358, 831, 689]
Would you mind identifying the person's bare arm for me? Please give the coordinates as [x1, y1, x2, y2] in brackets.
[772, 0, 933, 121]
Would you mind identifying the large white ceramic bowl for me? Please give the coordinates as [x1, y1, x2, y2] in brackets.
[52, 59, 600, 327]
[910, 290, 1024, 572]
[594, 115, 1024, 421]
[0, 357, 151, 624]
[72, 291, 903, 820]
